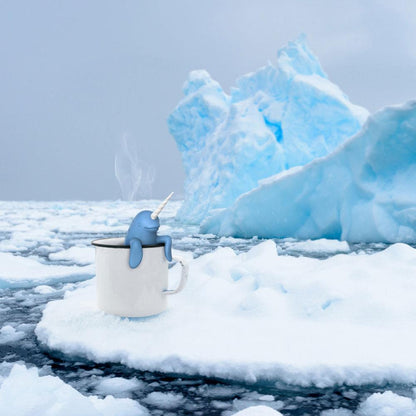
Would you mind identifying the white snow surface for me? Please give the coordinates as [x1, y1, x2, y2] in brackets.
[36, 241, 416, 388]
[49, 246, 95, 265]
[168, 36, 368, 222]
[233, 406, 283, 415]
[0, 252, 94, 288]
[322, 390, 416, 416]
[94, 377, 143, 397]
[202, 100, 416, 243]
[0, 325, 25, 344]
[142, 392, 185, 410]
[279, 238, 350, 255]
[0, 364, 147, 416]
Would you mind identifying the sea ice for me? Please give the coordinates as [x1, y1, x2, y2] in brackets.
[49, 246, 95, 265]
[0, 200, 181, 256]
[322, 390, 416, 416]
[0, 252, 94, 288]
[0, 325, 25, 344]
[0, 364, 147, 416]
[203, 101, 416, 243]
[232, 406, 283, 416]
[168, 36, 368, 223]
[94, 377, 144, 398]
[142, 391, 185, 410]
[234, 406, 283, 416]
[36, 241, 416, 388]
[278, 239, 350, 256]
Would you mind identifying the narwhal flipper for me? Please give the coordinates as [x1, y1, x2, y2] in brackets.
[128, 238, 143, 268]
[156, 235, 172, 262]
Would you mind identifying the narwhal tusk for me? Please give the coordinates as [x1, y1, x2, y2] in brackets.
[151, 192, 174, 219]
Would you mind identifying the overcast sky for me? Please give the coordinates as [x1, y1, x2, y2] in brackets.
[1, 0, 416, 200]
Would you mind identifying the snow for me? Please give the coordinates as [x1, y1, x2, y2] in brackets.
[0, 200, 179, 246]
[0, 325, 25, 344]
[278, 239, 350, 255]
[203, 100, 416, 243]
[36, 241, 416, 388]
[232, 406, 283, 415]
[0, 200, 181, 287]
[142, 392, 185, 410]
[0, 364, 147, 416]
[0, 252, 94, 288]
[49, 246, 95, 265]
[94, 377, 143, 397]
[168, 35, 368, 223]
[322, 390, 416, 416]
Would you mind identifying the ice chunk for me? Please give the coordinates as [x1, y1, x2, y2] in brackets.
[279, 239, 350, 255]
[203, 101, 416, 243]
[36, 242, 416, 387]
[0, 364, 147, 416]
[94, 377, 143, 398]
[356, 391, 416, 416]
[232, 406, 283, 415]
[0, 252, 94, 288]
[0, 325, 25, 344]
[49, 246, 95, 265]
[34, 285, 57, 294]
[142, 392, 185, 410]
[169, 36, 368, 222]
[322, 390, 416, 416]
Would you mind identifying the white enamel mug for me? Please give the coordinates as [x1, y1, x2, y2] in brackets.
[92, 237, 188, 318]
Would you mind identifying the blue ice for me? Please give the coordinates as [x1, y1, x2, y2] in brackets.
[168, 35, 368, 223]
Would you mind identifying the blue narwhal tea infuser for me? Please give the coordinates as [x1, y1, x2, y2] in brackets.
[125, 192, 174, 268]
[93, 191, 188, 318]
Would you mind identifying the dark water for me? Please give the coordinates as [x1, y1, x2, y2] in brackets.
[0, 201, 414, 415]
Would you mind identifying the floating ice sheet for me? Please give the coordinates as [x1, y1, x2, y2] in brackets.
[0, 252, 94, 288]
[49, 246, 95, 265]
[322, 390, 416, 416]
[0, 364, 147, 416]
[36, 241, 416, 388]
[232, 406, 283, 416]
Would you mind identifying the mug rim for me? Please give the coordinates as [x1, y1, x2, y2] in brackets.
[92, 237, 165, 249]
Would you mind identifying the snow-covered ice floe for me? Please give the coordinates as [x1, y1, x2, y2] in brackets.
[168, 36, 368, 223]
[0, 252, 94, 288]
[202, 100, 416, 243]
[322, 390, 416, 416]
[233, 406, 283, 416]
[36, 241, 416, 388]
[0, 363, 147, 416]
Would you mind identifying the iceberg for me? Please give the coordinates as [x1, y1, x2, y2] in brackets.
[202, 101, 416, 242]
[168, 35, 368, 223]
[36, 242, 416, 388]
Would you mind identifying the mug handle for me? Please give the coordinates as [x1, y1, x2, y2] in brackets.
[163, 255, 189, 295]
